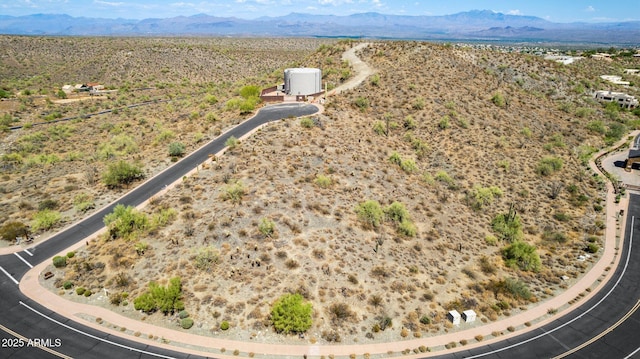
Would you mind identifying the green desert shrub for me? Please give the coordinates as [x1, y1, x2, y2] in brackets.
[52, 255, 67, 268]
[221, 181, 245, 204]
[385, 202, 409, 223]
[76, 287, 86, 295]
[102, 160, 144, 188]
[300, 117, 314, 128]
[62, 281, 73, 290]
[168, 142, 186, 157]
[466, 185, 503, 210]
[194, 247, 219, 271]
[314, 174, 332, 188]
[133, 277, 184, 315]
[220, 321, 230, 330]
[181, 318, 194, 329]
[103, 204, 148, 240]
[258, 218, 276, 238]
[491, 92, 506, 107]
[536, 156, 563, 176]
[355, 200, 384, 229]
[398, 219, 417, 237]
[225, 136, 239, 150]
[586, 243, 600, 253]
[270, 293, 312, 334]
[0, 221, 29, 242]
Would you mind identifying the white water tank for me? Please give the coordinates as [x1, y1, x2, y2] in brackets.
[284, 68, 322, 96]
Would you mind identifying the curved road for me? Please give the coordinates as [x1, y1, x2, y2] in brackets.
[0, 102, 319, 359]
[430, 194, 640, 358]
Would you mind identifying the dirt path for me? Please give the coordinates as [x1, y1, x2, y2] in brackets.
[329, 42, 374, 95]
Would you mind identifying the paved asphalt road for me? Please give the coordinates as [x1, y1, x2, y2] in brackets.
[0, 103, 318, 359]
[1, 103, 639, 358]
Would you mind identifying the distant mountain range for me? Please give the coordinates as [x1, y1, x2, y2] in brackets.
[1, 10, 639, 45]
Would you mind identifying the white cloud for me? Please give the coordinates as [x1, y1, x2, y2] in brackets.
[93, 0, 125, 7]
[585, 5, 596, 12]
[318, 0, 353, 5]
[506, 9, 522, 16]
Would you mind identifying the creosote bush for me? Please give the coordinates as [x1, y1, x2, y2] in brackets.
[355, 200, 384, 229]
[536, 156, 563, 176]
[133, 277, 185, 315]
[466, 185, 503, 210]
[258, 218, 276, 238]
[168, 142, 186, 157]
[221, 181, 245, 204]
[270, 293, 312, 334]
[104, 204, 148, 240]
[102, 160, 144, 188]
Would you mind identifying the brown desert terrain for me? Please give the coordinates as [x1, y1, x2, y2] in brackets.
[2, 37, 640, 351]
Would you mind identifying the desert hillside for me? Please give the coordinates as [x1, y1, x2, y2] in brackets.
[3, 38, 640, 346]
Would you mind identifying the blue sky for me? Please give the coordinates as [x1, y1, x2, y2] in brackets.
[2, 0, 639, 22]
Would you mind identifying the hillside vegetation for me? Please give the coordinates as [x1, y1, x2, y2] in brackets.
[3, 37, 640, 345]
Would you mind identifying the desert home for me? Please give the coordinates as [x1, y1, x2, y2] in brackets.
[594, 90, 638, 109]
[600, 75, 630, 86]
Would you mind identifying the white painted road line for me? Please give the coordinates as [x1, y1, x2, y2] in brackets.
[23, 249, 33, 257]
[468, 216, 636, 359]
[14, 252, 33, 268]
[0, 266, 19, 285]
[19, 301, 178, 359]
[624, 346, 640, 359]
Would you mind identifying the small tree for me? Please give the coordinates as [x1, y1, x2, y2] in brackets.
[502, 242, 541, 272]
[0, 221, 29, 242]
[31, 209, 61, 232]
[271, 293, 312, 334]
[102, 160, 144, 188]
